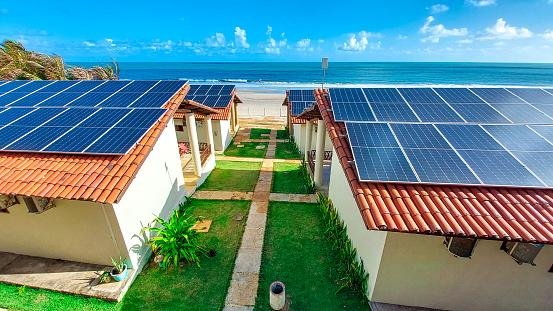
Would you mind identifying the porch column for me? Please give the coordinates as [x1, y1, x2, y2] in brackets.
[186, 112, 202, 177]
[314, 119, 326, 187]
[304, 120, 313, 162]
[234, 101, 239, 128]
[229, 102, 236, 131]
[205, 115, 215, 155]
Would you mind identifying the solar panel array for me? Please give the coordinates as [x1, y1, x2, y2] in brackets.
[331, 87, 553, 188]
[185, 84, 235, 108]
[287, 90, 316, 116]
[0, 80, 187, 155]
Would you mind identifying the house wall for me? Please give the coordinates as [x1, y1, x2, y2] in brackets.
[292, 122, 334, 154]
[111, 119, 186, 271]
[328, 149, 388, 299]
[0, 198, 126, 266]
[372, 232, 553, 311]
[175, 118, 233, 152]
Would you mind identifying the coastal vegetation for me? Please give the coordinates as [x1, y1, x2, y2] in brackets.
[0, 40, 118, 80]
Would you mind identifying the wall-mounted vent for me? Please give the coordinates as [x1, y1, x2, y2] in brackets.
[501, 241, 543, 266]
[0, 194, 19, 212]
[444, 237, 477, 258]
[22, 197, 55, 214]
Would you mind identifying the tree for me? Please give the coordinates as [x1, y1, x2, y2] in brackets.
[0, 39, 119, 80]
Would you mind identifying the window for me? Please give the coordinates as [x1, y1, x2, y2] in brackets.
[501, 241, 543, 266]
[444, 237, 477, 258]
[175, 125, 184, 132]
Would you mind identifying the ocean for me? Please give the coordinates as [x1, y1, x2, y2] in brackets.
[74, 62, 553, 90]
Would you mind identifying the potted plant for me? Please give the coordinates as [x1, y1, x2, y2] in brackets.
[110, 256, 129, 282]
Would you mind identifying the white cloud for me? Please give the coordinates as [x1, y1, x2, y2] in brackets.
[338, 31, 380, 51]
[481, 18, 533, 40]
[234, 27, 250, 48]
[105, 38, 116, 47]
[420, 16, 468, 43]
[397, 34, 408, 40]
[429, 4, 449, 14]
[543, 30, 553, 40]
[264, 25, 287, 54]
[296, 38, 313, 52]
[149, 40, 175, 51]
[206, 32, 226, 47]
[466, 0, 496, 7]
[82, 41, 96, 47]
[457, 39, 474, 44]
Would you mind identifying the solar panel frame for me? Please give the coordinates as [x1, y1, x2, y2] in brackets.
[363, 88, 406, 103]
[511, 151, 553, 186]
[397, 88, 445, 104]
[507, 88, 553, 104]
[491, 104, 553, 123]
[370, 102, 419, 122]
[10, 108, 66, 126]
[44, 127, 108, 153]
[0, 126, 36, 149]
[85, 127, 148, 154]
[115, 109, 165, 128]
[148, 80, 187, 93]
[79, 109, 132, 127]
[4, 126, 70, 151]
[329, 88, 366, 103]
[405, 148, 480, 184]
[483, 125, 553, 152]
[432, 88, 485, 104]
[352, 146, 419, 183]
[0, 108, 36, 126]
[410, 103, 465, 122]
[436, 124, 504, 150]
[333, 102, 375, 122]
[346, 122, 400, 148]
[0, 81, 31, 93]
[469, 88, 525, 104]
[390, 123, 451, 149]
[130, 92, 175, 108]
[450, 103, 512, 123]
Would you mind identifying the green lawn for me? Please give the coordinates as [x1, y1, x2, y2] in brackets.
[276, 129, 289, 140]
[224, 141, 268, 158]
[255, 202, 369, 310]
[199, 160, 261, 192]
[249, 128, 271, 140]
[272, 162, 313, 194]
[0, 199, 251, 311]
[275, 142, 301, 159]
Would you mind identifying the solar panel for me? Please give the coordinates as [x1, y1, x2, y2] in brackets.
[329, 88, 366, 103]
[483, 125, 553, 152]
[0, 108, 35, 126]
[38, 81, 78, 93]
[63, 80, 105, 93]
[44, 108, 95, 127]
[436, 124, 504, 150]
[67, 92, 114, 107]
[391, 124, 450, 149]
[14, 81, 53, 93]
[290, 101, 312, 116]
[148, 80, 187, 93]
[529, 125, 553, 141]
[116, 109, 165, 128]
[85, 127, 147, 154]
[405, 148, 479, 184]
[10, 108, 66, 126]
[97, 92, 144, 107]
[8, 92, 56, 107]
[37, 92, 86, 107]
[397, 88, 444, 104]
[288, 90, 305, 102]
[470, 88, 524, 103]
[507, 88, 553, 104]
[450, 104, 511, 123]
[186, 84, 235, 108]
[346, 123, 399, 148]
[79, 109, 131, 127]
[0, 93, 30, 106]
[433, 88, 484, 103]
[352, 146, 418, 182]
[370, 103, 419, 122]
[410, 103, 464, 122]
[333, 102, 375, 122]
[44, 127, 107, 153]
[4, 126, 69, 151]
[0, 126, 35, 149]
[363, 88, 405, 103]
[0, 81, 30, 93]
[130, 92, 175, 108]
[459, 150, 543, 187]
[491, 104, 552, 123]
[531, 104, 553, 119]
[119, 80, 158, 93]
[90, 80, 131, 93]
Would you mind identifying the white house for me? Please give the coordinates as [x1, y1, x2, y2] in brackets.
[294, 88, 553, 311]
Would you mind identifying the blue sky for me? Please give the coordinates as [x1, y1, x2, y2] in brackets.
[1, 0, 553, 62]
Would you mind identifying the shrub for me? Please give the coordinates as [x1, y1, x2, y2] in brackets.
[143, 202, 204, 270]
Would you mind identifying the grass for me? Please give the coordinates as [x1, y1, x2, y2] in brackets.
[121, 199, 250, 310]
[255, 202, 369, 310]
[0, 199, 251, 311]
[199, 160, 261, 192]
[224, 141, 268, 158]
[276, 129, 289, 140]
[249, 128, 271, 140]
[272, 162, 314, 194]
[275, 141, 301, 159]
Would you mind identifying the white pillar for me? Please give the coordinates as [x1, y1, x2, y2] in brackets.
[186, 113, 202, 177]
[304, 120, 313, 162]
[314, 119, 326, 187]
[205, 115, 215, 155]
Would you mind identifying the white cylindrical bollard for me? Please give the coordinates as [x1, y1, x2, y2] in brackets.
[269, 281, 286, 310]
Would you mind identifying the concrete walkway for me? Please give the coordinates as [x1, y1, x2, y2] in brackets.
[192, 190, 318, 204]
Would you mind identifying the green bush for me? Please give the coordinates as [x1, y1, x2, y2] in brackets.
[143, 202, 204, 270]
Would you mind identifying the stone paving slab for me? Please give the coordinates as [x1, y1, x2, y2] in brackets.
[215, 155, 300, 164]
[226, 272, 259, 306]
[192, 190, 253, 201]
[234, 248, 262, 273]
[269, 193, 319, 203]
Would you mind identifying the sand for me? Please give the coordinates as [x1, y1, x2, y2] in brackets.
[235, 89, 287, 129]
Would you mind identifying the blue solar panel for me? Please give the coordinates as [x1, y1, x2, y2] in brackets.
[44, 127, 107, 153]
[44, 108, 95, 127]
[397, 88, 444, 104]
[352, 146, 418, 182]
[11, 108, 66, 126]
[333, 102, 375, 122]
[67, 92, 113, 107]
[8, 92, 55, 107]
[491, 104, 552, 123]
[459, 150, 543, 187]
[288, 90, 304, 102]
[85, 127, 146, 154]
[97, 92, 144, 107]
[91, 80, 131, 93]
[410, 103, 464, 122]
[207, 85, 223, 95]
[290, 102, 312, 116]
[507, 88, 553, 104]
[346, 123, 399, 148]
[188, 85, 200, 95]
[4, 126, 69, 151]
[0, 108, 35, 125]
[512, 151, 553, 185]
[116, 109, 165, 128]
[329, 88, 366, 103]
[470, 88, 524, 103]
[37, 92, 85, 107]
[405, 149, 480, 184]
[433, 88, 484, 104]
[79, 109, 132, 127]
[529, 125, 553, 142]
[64, 80, 105, 93]
[0, 126, 35, 149]
[38, 81, 78, 93]
[214, 95, 232, 108]
[436, 124, 504, 150]
[196, 85, 211, 94]
[363, 88, 405, 103]
[130, 92, 175, 108]
[148, 80, 187, 93]
[0, 92, 30, 106]
[450, 104, 511, 123]
[14, 81, 53, 93]
[0, 81, 30, 93]
[119, 81, 158, 93]
[391, 124, 450, 149]
[531, 104, 553, 119]
[370, 103, 419, 122]
[220, 85, 235, 95]
[484, 125, 553, 152]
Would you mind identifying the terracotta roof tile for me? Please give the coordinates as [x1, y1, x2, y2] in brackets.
[315, 89, 553, 244]
[0, 85, 189, 204]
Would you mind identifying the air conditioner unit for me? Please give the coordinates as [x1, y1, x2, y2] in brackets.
[22, 197, 55, 214]
[0, 194, 19, 212]
[501, 241, 543, 266]
[444, 237, 477, 258]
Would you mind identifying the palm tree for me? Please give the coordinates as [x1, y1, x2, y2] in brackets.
[0, 39, 119, 80]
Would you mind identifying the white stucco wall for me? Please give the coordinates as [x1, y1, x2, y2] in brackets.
[328, 149, 387, 299]
[175, 118, 233, 152]
[372, 233, 553, 311]
[111, 119, 186, 270]
[292, 123, 335, 154]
